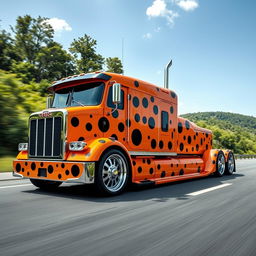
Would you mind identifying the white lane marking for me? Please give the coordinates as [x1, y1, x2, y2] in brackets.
[0, 184, 33, 189]
[187, 183, 232, 196]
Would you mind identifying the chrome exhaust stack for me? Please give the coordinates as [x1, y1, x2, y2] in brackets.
[164, 59, 172, 89]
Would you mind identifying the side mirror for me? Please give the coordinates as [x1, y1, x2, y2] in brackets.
[112, 83, 121, 104]
[46, 95, 53, 108]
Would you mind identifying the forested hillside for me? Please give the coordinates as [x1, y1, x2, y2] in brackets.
[181, 112, 256, 154]
[0, 15, 123, 156]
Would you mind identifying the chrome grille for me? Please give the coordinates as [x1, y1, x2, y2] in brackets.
[29, 111, 65, 159]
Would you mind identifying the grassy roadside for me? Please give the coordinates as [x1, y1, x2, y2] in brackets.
[0, 156, 15, 172]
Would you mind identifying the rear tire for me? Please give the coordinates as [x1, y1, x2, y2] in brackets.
[214, 151, 225, 177]
[30, 179, 62, 190]
[225, 152, 236, 175]
[95, 149, 130, 196]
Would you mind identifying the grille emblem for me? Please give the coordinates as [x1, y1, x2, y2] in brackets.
[39, 111, 52, 118]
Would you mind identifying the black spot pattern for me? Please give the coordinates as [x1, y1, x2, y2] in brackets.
[196, 144, 199, 151]
[71, 165, 80, 177]
[148, 117, 155, 129]
[131, 129, 142, 146]
[168, 141, 173, 150]
[134, 81, 139, 87]
[16, 163, 21, 172]
[149, 168, 154, 174]
[185, 120, 190, 130]
[133, 97, 139, 108]
[178, 122, 183, 133]
[138, 167, 142, 173]
[112, 110, 119, 118]
[118, 122, 125, 132]
[180, 143, 184, 151]
[48, 165, 53, 174]
[159, 140, 164, 149]
[98, 117, 110, 132]
[153, 105, 158, 115]
[142, 116, 147, 124]
[71, 117, 79, 127]
[188, 136, 192, 144]
[135, 114, 140, 122]
[151, 139, 156, 149]
[31, 162, 36, 171]
[179, 169, 184, 175]
[86, 123, 92, 131]
[161, 171, 166, 178]
[78, 137, 85, 141]
[142, 98, 148, 108]
[171, 92, 176, 98]
[150, 96, 154, 103]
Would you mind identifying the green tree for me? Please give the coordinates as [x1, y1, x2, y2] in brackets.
[69, 34, 104, 73]
[105, 57, 123, 74]
[10, 61, 37, 83]
[0, 70, 45, 155]
[11, 15, 54, 64]
[36, 42, 75, 82]
[0, 29, 20, 70]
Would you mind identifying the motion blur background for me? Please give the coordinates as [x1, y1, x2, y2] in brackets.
[1, 0, 256, 170]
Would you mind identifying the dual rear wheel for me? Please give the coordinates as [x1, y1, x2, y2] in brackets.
[215, 151, 235, 177]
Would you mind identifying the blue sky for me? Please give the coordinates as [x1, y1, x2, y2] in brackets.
[1, 0, 256, 116]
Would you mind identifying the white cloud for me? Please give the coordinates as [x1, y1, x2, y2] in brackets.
[146, 0, 179, 26]
[45, 18, 72, 32]
[154, 26, 161, 32]
[175, 0, 199, 12]
[143, 33, 153, 39]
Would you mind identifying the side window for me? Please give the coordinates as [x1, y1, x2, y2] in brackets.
[161, 111, 169, 132]
[107, 86, 124, 110]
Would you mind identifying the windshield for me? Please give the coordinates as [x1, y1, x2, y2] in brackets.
[52, 82, 105, 108]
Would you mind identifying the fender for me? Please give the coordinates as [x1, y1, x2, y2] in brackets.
[66, 137, 132, 163]
[202, 149, 220, 176]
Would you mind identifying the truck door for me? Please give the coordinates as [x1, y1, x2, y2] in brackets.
[104, 84, 128, 144]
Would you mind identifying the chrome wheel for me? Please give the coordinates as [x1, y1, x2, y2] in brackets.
[225, 152, 235, 175]
[102, 153, 127, 193]
[215, 151, 225, 177]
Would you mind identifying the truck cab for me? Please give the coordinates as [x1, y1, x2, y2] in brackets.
[13, 71, 235, 195]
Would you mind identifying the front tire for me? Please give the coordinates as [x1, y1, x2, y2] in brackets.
[95, 149, 130, 196]
[30, 179, 62, 190]
[225, 152, 236, 175]
[214, 151, 226, 177]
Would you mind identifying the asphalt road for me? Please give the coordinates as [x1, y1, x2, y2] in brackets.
[1, 160, 256, 256]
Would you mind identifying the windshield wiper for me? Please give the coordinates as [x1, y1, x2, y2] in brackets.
[71, 99, 85, 107]
[66, 89, 74, 106]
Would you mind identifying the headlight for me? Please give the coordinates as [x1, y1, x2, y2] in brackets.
[18, 143, 28, 151]
[69, 141, 87, 151]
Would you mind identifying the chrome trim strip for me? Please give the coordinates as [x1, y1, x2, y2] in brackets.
[13, 172, 24, 178]
[51, 117, 55, 157]
[35, 119, 38, 156]
[128, 151, 177, 156]
[127, 94, 130, 143]
[43, 118, 46, 156]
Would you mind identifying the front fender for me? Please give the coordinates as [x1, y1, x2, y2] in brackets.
[66, 138, 130, 162]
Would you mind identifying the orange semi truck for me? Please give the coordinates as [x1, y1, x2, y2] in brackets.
[13, 60, 236, 195]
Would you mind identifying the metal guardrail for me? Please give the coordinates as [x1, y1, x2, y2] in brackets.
[235, 154, 256, 159]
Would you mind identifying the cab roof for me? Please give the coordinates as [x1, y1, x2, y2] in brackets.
[48, 72, 177, 104]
